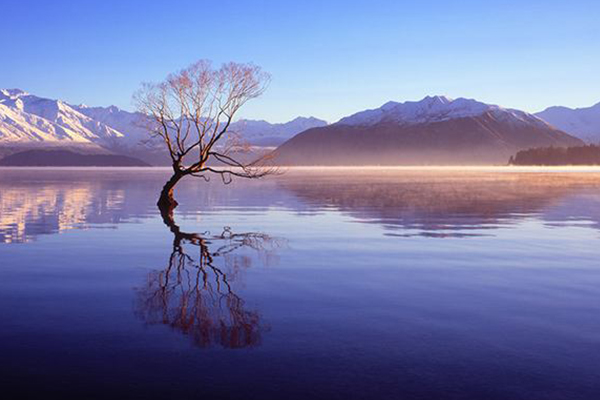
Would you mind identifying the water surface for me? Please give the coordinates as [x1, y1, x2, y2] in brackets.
[1, 168, 600, 399]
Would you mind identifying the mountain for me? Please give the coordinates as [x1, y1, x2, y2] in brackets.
[0, 88, 327, 164]
[0, 149, 150, 167]
[72, 107, 327, 148]
[72, 104, 151, 148]
[535, 102, 600, 144]
[0, 89, 123, 147]
[230, 117, 327, 146]
[272, 96, 583, 165]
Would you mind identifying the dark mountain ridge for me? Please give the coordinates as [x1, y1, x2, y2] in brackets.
[0, 149, 150, 167]
[272, 98, 583, 165]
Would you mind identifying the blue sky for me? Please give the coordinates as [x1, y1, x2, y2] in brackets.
[2, 0, 599, 122]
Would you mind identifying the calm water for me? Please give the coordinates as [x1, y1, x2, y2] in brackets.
[1, 168, 600, 399]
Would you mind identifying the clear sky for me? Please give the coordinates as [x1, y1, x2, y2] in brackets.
[2, 0, 599, 122]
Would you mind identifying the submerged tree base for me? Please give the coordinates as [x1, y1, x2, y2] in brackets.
[156, 171, 185, 226]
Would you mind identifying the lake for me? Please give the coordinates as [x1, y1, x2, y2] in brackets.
[1, 167, 600, 399]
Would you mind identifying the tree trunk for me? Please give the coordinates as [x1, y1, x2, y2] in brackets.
[157, 171, 185, 227]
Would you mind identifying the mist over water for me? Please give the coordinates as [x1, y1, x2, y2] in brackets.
[1, 168, 600, 399]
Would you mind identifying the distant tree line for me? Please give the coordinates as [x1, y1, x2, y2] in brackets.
[509, 145, 600, 166]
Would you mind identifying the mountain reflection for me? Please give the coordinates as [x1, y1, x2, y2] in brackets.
[2, 169, 600, 244]
[0, 169, 282, 243]
[135, 226, 280, 348]
[0, 183, 128, 243]
[278, 171, 600, 237]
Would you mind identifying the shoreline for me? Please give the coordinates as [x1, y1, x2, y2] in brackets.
[3, 165, 600, 173]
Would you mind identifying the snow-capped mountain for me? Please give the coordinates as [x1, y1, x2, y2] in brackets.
[230, 117, 327, 146]
[273, 96, 583, 165]
[72, 104, 150, 147]
[73, 106, 327, 148]
[338, 95, 549, 129]
[0, 89, 327, 163]
[535, 102, 600, 144]
[0, 89, 123, 147]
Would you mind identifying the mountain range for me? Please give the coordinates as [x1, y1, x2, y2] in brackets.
[2, 89, 599, 165]
[0, 89, 327, 163]
[272, 96, 583, 165]
[0, 89, 121, 151]
[535, 102, 600, 144]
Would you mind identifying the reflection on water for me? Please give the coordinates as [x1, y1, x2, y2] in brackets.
[0, 183, 126, 243]
[135, 226, 280, 348]
[279, 170, 600, 237]
[2, 168, 600, 243]
[2, 168, 600, 399]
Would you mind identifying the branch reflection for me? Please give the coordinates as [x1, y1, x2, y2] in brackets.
[136, 204, 281, 348]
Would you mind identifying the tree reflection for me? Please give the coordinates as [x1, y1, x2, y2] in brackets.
[135, 204, 279, 348]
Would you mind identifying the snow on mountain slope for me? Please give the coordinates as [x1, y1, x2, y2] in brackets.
[0, 89, 123, 147]
[74, 106, 327, 148]
[72, 104, 151, 147]
[535, 102, 600, 143]
[338, 95, 550, 129]
[273, 96, 582, 165]
[0, 89, 328, 162]
[230, 116, 327, 146]
[0, 102, 91, 143]
[74, 107, 327, 148]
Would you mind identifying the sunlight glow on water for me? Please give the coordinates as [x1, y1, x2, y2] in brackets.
[1, 168, 600, 399]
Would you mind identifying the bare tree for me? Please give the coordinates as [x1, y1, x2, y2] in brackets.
[134, 60, 275, 212]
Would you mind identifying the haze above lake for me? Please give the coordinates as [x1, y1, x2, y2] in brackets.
[1, 167, 600, 399]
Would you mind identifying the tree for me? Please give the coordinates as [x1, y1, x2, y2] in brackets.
[509, 145, 600, 165]
[134, 60, 275, 213]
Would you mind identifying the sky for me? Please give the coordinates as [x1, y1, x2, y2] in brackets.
[2, 0, 599, 123]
